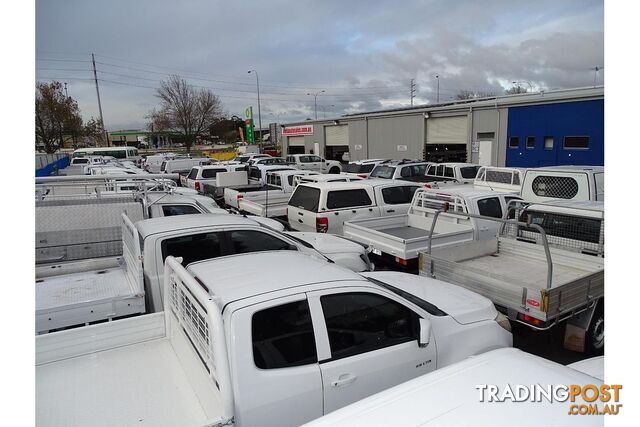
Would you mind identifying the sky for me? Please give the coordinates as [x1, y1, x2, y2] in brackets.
[36, 0, 604, 131]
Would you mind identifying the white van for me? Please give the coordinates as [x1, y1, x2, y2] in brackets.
[521, 166, 604, 203]
[160, 157, 213, 175]
[287, 180, 421, 235]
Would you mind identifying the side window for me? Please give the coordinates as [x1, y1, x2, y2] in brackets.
[310, 156, 322, 162]
[476, 197, 503, 218]
[252, 300, 318, 369]
[187, 168, 198, 180]
[320, 292, 419, 360]
[161, 205, 202, 216]
[436, 165, 444, 176]
[326, 189, 372, 209]
[160, 232, 224, 265]
[228, 230, 296, 254]
[382, 186, 417, 205]
[400, 167, 411, 178]
[299, 156, 310, 163]
[444, 167, 454, 178]
[201, 168, 227, 179]
[427, 165, 437, 175]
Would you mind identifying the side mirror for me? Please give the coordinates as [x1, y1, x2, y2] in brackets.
[419, 317, 431, 347]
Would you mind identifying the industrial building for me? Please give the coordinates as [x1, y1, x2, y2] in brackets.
[280, 86, 604, 167]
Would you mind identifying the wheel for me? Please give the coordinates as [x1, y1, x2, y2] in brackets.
[586, 303, 604, 355]
[329, 167, 340, 174]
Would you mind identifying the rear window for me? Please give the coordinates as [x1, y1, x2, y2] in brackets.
[345, 163, 375, 174]
[160, 161, 167, 172]
[326, 189, 372, 209]
[370, 165, 396, 179]
[202, 168, 227, 179]
[288, 186, 321, 212]
[382, 186, 419, 205]
[476, 197, 503, 218]
[73, 158, 89, 164]
[460, 166, 480, 179]
[187, 168, 198, 180]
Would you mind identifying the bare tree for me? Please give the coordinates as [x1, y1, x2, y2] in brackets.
[35, 81, 83, 153]
[505, 85, 528, 95]
[148, 75, 223, 152]
[455, 90, 496, 100]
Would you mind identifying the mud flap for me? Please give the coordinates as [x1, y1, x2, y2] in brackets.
[564, 323, 586, 353]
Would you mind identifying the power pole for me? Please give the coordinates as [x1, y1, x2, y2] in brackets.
[410, 79, 416, 106]
[435, 75, 440, 103]
[91, 53, 109, 147]
[591, 66, 603, 87]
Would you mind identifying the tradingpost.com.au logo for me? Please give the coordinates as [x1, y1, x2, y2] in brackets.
[476, 384, 623, 415]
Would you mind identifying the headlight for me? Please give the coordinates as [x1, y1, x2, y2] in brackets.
[495, 312, 512, 332]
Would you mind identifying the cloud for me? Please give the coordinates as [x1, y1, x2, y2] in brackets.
[36, 0, 603, 128]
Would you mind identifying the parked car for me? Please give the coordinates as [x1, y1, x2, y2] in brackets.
[287, 180, 421, 235]
[343, 186, 520, 267]
[520, 166, 604, 203]
[185, 164, 247, 192]
[342, 159, 390, 178]
[247, 156, 289, 166]
[36, 251, 511, 427]
[286, 154, 342, 173]
[424, 162, 481, 184]
[160, 157, 213, 175]
[303, 348, 603, 427]
[369, 160, 430, 182]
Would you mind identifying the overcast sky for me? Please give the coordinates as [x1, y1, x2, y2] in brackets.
[36, 0, 604, 131]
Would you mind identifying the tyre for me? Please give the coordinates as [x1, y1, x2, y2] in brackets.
[329, 167, 340, 174]
[586, 303, 604, 355]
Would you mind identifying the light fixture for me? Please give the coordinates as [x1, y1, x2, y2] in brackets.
[333, 120, 339, 125]
[424, 112, 430, 118]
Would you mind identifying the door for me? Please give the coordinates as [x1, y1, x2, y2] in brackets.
[478, 140, 493, 166]
[323, 188, 378, 234]
[231, 295, 324, 427]
[474, 196, 504, 239]
[308, 288, 436, 413]
[308, 155, 324, 172]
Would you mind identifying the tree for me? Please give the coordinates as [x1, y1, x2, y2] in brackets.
[35, 81, 83, 153]
[455, 90, 495, 100]
[82, 117, 105, 147]
[505, 85, 528, 95]
[148, 75, 223, 152]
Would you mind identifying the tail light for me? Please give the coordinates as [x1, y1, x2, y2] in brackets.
[395, 257, 408, 266]
[423, 183, 432, 188]
[316, 217, 329, 233]
[357, 174, 368, 178]
[237, 194, 244, 201]
[195, 181, 201, 191]
[520, 314, 543, 327]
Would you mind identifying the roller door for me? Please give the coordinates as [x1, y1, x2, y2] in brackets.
[426, 116, 468, 145]
[325, 125, 349, 146]
[288, 136, 305, 146]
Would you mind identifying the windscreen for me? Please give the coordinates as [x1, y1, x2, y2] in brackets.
[345, 163, 376, 173]
[370, 165, 396, 179]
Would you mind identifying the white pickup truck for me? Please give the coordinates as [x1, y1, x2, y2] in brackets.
[424, 162, 481, 184]
[521, 166, 604, 203]
[286, 154, 342, 173]
[343, 187, 520, 268]
[36, 251, 512, 427]
[184, 164, 248, 192]
[288, 180, 422, 235]
[35, 213, 375, 334]
[304, 348, 604, 427]
[419, 212, 604, 354]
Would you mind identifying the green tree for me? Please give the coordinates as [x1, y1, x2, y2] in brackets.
[35, 81, 83, 153]
[148, 75, 223, 152]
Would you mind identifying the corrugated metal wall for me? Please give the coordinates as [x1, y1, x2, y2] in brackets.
[367, 115, 424, 160]
[324, 125, 349, 146]
[426, 116, 468, 144]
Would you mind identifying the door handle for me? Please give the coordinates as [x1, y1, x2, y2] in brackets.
[387, 209, 395, 213]
[352, 210, 357, 213]
[298, 212, 304, 216]
[298, 219, 303, 223]
[331, 373, 357, 387]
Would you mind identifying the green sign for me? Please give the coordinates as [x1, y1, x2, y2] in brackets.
[244, 106, 255, 143]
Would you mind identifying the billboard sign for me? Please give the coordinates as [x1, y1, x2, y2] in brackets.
[244, 106, 255, 143]
[283, 125, 314, 136]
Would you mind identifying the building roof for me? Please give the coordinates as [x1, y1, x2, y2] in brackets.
[187, 252, 363, 307]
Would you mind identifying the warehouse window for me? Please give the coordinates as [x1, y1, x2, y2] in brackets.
[509, 136, 519, 148]
[477, 132, 495, 140]
[563, 136, 590, 149]
[544, 136, 554, 150]
[526, 136, 535, 149]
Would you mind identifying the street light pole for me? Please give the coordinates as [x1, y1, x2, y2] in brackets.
[307, 90, 325, 120]
[248, 70, 262, 143]
[435, 75, 440, 103]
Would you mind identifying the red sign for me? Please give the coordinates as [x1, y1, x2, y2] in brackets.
[283, 125, 314, 136]
[526, 298, 540, 307]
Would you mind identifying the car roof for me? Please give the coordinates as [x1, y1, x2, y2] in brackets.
[187, 252, 363, 307]
[525, 200, 604, 217]
[135, 213, 261, 238]
[299, 179, 418, 190]
[304, 348, 602, 427]
[533, 165, 604, 173]
[422, 185, 514, 198]
[377, 160, 428, 166]
[349, 159, 389, 164]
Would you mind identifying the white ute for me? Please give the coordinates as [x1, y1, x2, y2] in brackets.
[286, 154, 343, 173]
[343, 187, 520, 267]
[521, 166, 604, 203]
[36, 251, 511, 427]
[303, 348, 604, 427]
